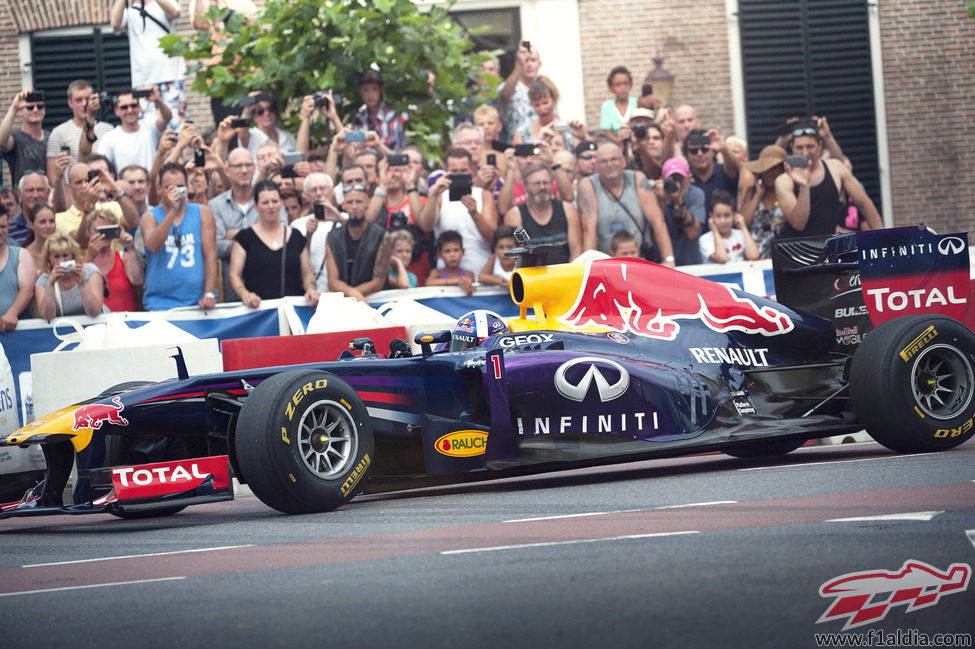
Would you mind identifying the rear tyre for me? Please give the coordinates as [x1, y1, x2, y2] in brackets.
[723, 438, 805, 458]
[850, 315, 975, 453]
[234, 370, 374, 514]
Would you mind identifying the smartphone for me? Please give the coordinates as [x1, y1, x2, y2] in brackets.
[132, 89, 152, 99]
[486, 153, 497, 166]
[280, 165, 298, 179]
[60, 145, 71, 155]
[785, 154, 809, 168]
[448, 173, 472, 201]
[25, 90, 45, 103]
[688, 133, 711, 147]
[96, 225, 120, 240]
[513, 143, 539, 157]
[87, 169, 99, 182]
[194, 148, 206, 168]
[554, 123, 570, 133]
[314, 203, 326, 220]
[230, 118, 252, 129]
[345, 130, 366, 143]
[237, 95, 257, 108]
[491, 140, 509, 153]
[386, 153, 408, 166]
[521, 40, 531, 50]
[282, 151, 303, 166]
[641, 84, 653, 97]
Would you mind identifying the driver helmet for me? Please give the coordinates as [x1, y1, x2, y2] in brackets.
[450, 309, 508, 351]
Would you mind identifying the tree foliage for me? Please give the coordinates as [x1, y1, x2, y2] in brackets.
[161, 0, 493, 159]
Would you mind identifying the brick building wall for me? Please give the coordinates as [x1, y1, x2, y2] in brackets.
[877, 2, 975, 233]
[576, 0, 736, 137]
[0, 0, 971, 236]
[0, 0, 218, 189]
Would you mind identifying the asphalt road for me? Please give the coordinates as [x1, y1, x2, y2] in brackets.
[1, 441, 973, 649]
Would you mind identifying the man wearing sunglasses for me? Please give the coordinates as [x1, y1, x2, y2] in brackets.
[233, 92, 297, 160]
[775, 120, 882, 237]
[95, 87, 171, 173]
[0, 89, 49, 186]
[682, 127, 739, 216]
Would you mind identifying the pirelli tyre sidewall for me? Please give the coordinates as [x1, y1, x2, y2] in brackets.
[850, 314, 975, 453]
[235, 370, 374, 514]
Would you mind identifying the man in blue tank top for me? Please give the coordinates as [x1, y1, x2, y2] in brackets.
[140, 162, 217, 310]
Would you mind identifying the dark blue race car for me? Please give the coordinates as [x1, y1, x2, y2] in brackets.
[3, 226, 974, 518]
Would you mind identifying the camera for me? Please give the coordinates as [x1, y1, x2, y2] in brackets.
[59, 260, 76, 272]
[388, 211, 408, 230]
[386, 153, 409, 167]
[25, 90, 45, 103]
[631, 123, 648, 140]
[87, 169, 99, 182]
[312, 91, 330, 110]
[96, 225, 120, 240]
[663, 176, 681, 194]
[230, 118, 252, 129]
[98, 91, 113, 106]
[175, 186, 188, 198]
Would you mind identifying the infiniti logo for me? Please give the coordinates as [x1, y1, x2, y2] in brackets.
[937, 236, 965, 255]
[554, 357, 629, 402]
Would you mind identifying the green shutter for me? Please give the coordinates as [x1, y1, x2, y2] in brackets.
[30, 28, 132, 128]
[739, 0, 880, 211]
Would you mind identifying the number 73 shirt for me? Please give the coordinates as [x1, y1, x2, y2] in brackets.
[143, 202, 206, 311]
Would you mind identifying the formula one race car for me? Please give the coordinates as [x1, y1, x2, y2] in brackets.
[3, 226, 974, 518]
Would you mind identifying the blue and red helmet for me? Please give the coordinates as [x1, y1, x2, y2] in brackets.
[450, 310, 508, 351]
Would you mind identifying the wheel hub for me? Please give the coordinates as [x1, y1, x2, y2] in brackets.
[911, 343, 974, 420]
[296, 400, 357, 479]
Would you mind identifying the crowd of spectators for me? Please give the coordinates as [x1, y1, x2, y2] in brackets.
[0, 6, 884, 334]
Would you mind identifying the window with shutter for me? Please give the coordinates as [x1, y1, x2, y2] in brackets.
[739, 0, 880, 212]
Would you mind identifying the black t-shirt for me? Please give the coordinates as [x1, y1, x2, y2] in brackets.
[235, 226, 306, 298]
[7, 130, 49, 186]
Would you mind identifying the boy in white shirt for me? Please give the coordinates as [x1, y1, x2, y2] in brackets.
[700, 189, 759, 264]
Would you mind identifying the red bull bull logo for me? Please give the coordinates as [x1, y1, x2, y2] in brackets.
[559, 260, 794, 341]
[71, 395, 130, 431]
[817, 560, 971, 630]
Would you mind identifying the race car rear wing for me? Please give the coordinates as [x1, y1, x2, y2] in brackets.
[772, 226, 973, 350]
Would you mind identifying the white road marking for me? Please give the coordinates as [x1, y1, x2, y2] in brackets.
[966, 530, 975, 552]
[0, 576, 186, 598]
[23, 545, 254, 568]
[652, 500, 739, 510]
[504, 510, 641, 523]
[738, 455, 913, 471]
[504, 501, 738, 523]
[440, 531, 699, 555]
[826, 511, 944, 523]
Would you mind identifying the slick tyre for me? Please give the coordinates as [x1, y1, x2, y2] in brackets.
[234, 370, 374, 514]
[850, 315, 975, 453]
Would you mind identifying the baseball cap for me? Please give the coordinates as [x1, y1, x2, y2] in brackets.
[742, 145, 787, 174]
[661, 157, 689, 179]
[574, 140, 597, 156]
[358, 69, 383, 85]
[629, 107, 655, 121]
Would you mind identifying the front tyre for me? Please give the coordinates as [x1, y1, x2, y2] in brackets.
[234, 370, 374, 514]
[850, 315, 975, 453]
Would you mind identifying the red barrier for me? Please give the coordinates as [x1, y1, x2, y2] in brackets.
[221, 326, 409, 371]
